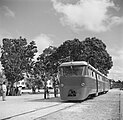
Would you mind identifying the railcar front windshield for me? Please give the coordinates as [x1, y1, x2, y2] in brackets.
[59, 65, 86, 76]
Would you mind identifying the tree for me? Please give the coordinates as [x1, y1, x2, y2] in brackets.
[0, 37, 38, 86]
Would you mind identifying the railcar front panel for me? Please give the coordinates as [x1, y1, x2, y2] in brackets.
[59, 76, 87, 100]
[59, 76, 97, 101]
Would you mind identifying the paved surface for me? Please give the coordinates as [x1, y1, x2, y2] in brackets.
[0, 89, 122, 120]
[41, 89, 121, 120]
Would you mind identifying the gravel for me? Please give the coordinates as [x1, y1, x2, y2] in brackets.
[39, 89, 120, 120]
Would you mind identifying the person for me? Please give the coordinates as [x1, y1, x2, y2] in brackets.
[15, 87, 19, 96]
[6, 84, 11, 96]
[46, 86, 50, 99]
[0, 83, 2, 96]
[1, 82, 7, 101]
[53, 77, 57, 97]
[18, 86, 22, 96]
[53, 74, 59, 97]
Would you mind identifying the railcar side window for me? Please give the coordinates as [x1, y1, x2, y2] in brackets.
[97, 74, 100, 80]
[92, 71, 96, 78]
[88, 68, 93, 77]
[88, 68, 91, 76]
[87, 67, 96, 79]
[97, 74, 102, 81]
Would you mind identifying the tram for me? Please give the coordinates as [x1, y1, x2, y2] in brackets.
[58, 61, 110, 101]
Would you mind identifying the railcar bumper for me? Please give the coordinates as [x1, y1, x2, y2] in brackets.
[60, 87, 89, 101]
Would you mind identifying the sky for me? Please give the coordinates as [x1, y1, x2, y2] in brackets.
[0, 0, 123, 81]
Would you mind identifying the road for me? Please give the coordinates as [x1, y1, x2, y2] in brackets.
[0, 89, 122, 120]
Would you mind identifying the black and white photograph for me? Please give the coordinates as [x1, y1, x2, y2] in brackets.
[0, 0, 123, 120]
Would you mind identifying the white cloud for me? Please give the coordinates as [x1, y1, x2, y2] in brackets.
[33, 34, 53, 59]
[51, 0, 123, 32]
[0, 6, 15, 17]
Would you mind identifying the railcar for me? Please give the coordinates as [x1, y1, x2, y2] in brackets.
[58, 61, 110, 101]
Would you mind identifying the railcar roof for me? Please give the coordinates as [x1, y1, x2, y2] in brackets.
[60, 61, 108, 79]
[60, 61, 88, 67]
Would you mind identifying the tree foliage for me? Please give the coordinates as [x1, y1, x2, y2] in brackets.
[34, 46, 57, 77]
[0, 37, 37, 84]
[47, 37, 113, 76]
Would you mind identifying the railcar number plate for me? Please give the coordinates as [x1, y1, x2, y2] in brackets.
[68, 89, 76, 96]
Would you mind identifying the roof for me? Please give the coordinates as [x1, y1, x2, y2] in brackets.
[60, 61, 88, 67]
[59, 61, 108, 79]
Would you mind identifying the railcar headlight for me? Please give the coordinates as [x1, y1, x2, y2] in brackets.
[81, 83, 85, 87]
[61, 83, 64, 87]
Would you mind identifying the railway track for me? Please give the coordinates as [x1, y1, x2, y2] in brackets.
[1, 101, 80, 120]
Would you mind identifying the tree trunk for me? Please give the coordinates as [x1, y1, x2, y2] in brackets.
[44, 80, 47, 99]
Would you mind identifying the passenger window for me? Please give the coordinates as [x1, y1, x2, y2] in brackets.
[85, 67, 88, 75]
[88, 68, 91, 76]
[88, 68, 93, 77]
[91, 70, 96, 79]
[98, 75, 99, 80]
[100, 76, 102, 81]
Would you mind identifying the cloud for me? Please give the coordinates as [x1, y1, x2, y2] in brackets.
[33, 34, 53, 59]
[51, 0, 123, 32]
[0, 6, 15, 17]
